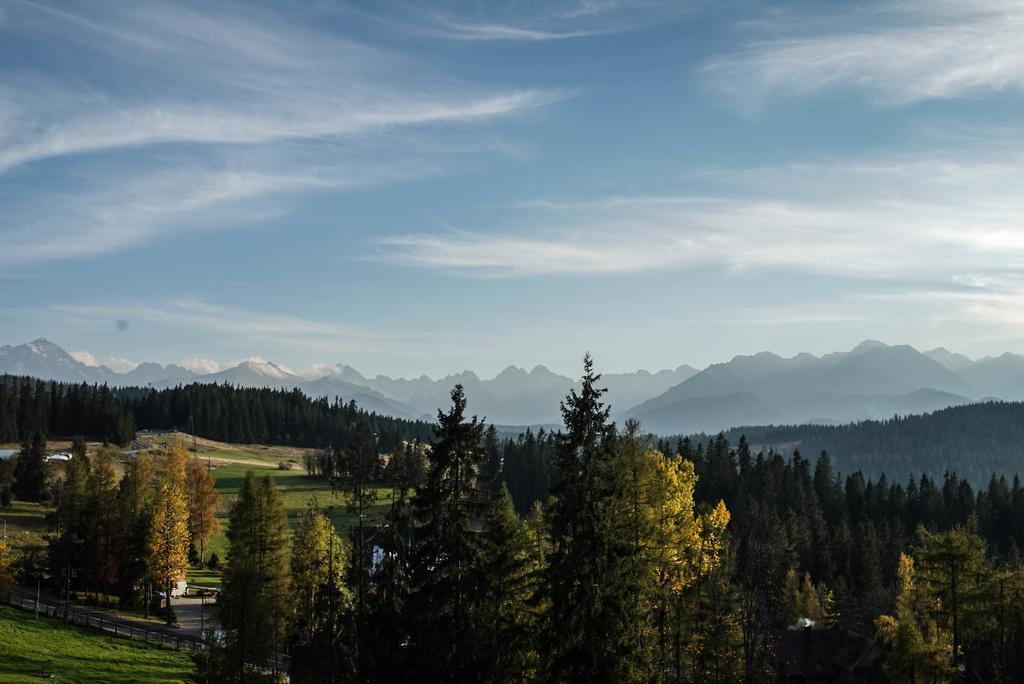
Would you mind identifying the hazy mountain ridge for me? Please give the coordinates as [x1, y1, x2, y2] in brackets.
[4, 338, 1024, 432]
[623, 341, 1024, 434]
[0, 339, 696, 424]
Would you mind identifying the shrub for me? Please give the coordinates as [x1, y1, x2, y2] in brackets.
[208, 552, 220, 571]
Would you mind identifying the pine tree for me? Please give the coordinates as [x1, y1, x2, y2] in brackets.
[476, 486, 543, 680]
[219, 473, 291, 679]
[117, 453, 155, 610]
[86, 447, 119, 603]
[546, 354, 634, 681]
[51, 441, 89, 595]
[337, 420, 378, 676]
[365, 445, 414, 681]
[13, 431, 47, 502]
[407, 384, 487, 681]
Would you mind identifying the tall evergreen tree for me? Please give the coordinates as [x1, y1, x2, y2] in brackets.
[476, 486, 544, 681]
[546, 354, 637, 681]
[218, 472, 291, 681]
[336, 420, 378, 676]
[13, 431, 47, 503]
[406, 384, 487, 681]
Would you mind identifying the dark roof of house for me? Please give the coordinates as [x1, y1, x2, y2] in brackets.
[768, 627, 889, 683]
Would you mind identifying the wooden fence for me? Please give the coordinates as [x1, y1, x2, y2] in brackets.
[3, 587, 206, 655]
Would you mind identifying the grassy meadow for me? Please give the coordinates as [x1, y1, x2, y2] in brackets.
[0, 604, 196, 683]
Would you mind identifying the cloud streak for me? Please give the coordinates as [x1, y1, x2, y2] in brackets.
[377, 0, 684, 42]
[704, 1, 1024, 107]
[0, 1, 557, 171]
[0, 1, 562, 264]
[379, 149, 1024, 281]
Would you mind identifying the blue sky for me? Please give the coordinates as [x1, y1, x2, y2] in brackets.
[3, 0, 1024, 378]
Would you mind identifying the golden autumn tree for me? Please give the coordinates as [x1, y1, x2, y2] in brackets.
[147, 450, 190, 623]
[290, 500, 349, 645]
[0, 539, 17, 595]
[611, 421, 735, 680]
[875, 552, 952, 683]
[184, 457, 219, 564]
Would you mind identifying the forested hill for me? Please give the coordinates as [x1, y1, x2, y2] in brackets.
[0, 374, 435, 451]
[685, 401, 1024, 483]
[119, 382, 435, 451]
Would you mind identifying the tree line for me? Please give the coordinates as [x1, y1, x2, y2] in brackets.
[0, 375, 135, 445]
[118, 383, 434, 451]
[705, 400, 1024, 484]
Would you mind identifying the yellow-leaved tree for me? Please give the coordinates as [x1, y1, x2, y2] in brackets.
[875, 552, 952, 683]
[290, 500, 349, 646]
[613, 421, 735, 680]
[147, 447, 190, 624]
[185, 457, 219, 565]
[0, 539, 17, 596]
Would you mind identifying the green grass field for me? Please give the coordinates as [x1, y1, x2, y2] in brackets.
[202, 461, 395, 563]
[0, 500, 51, 553]
[0, 605, 196, 683]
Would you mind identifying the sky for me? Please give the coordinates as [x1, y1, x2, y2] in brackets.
[3, 0, 1024, 378]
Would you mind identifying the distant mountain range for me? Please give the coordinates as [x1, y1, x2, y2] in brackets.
[4, 338, 1024, 433]
[0, 339, 695, 424]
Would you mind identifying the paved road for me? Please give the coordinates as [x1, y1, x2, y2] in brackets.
[170, 595, 219, 637]
[11, 585, 217, 639]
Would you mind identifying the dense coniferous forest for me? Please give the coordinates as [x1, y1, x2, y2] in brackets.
[705, 401, 1024, 483]
[0, 374, 134, 444]
[0, 375, 435, 454]
[117, 382, 435, 452]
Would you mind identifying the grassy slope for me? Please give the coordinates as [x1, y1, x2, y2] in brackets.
[202, 461, 395, 562]
[0, 604, 196, 683]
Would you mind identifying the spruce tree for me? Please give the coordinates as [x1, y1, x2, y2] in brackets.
[219, 472, 292, 680]
[365, 444, 414, 681]
[546, 354, 637, 681]
[407, 384, 487, 681]
[337, 420, 378, 676]
[13, 431, 47, 503]
[476, 486, 543, 680]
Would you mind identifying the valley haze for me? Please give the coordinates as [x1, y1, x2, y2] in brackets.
[3, 337, 1018, 434]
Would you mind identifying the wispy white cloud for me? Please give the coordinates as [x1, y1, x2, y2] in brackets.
[379, 148, 1024, 279]
[0, 1, 557, 171]
[2, 151, 443, 263]
[0, 1, 562, 264]
[704, 1, 1024, 107]
[380, 0, 684, 42]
